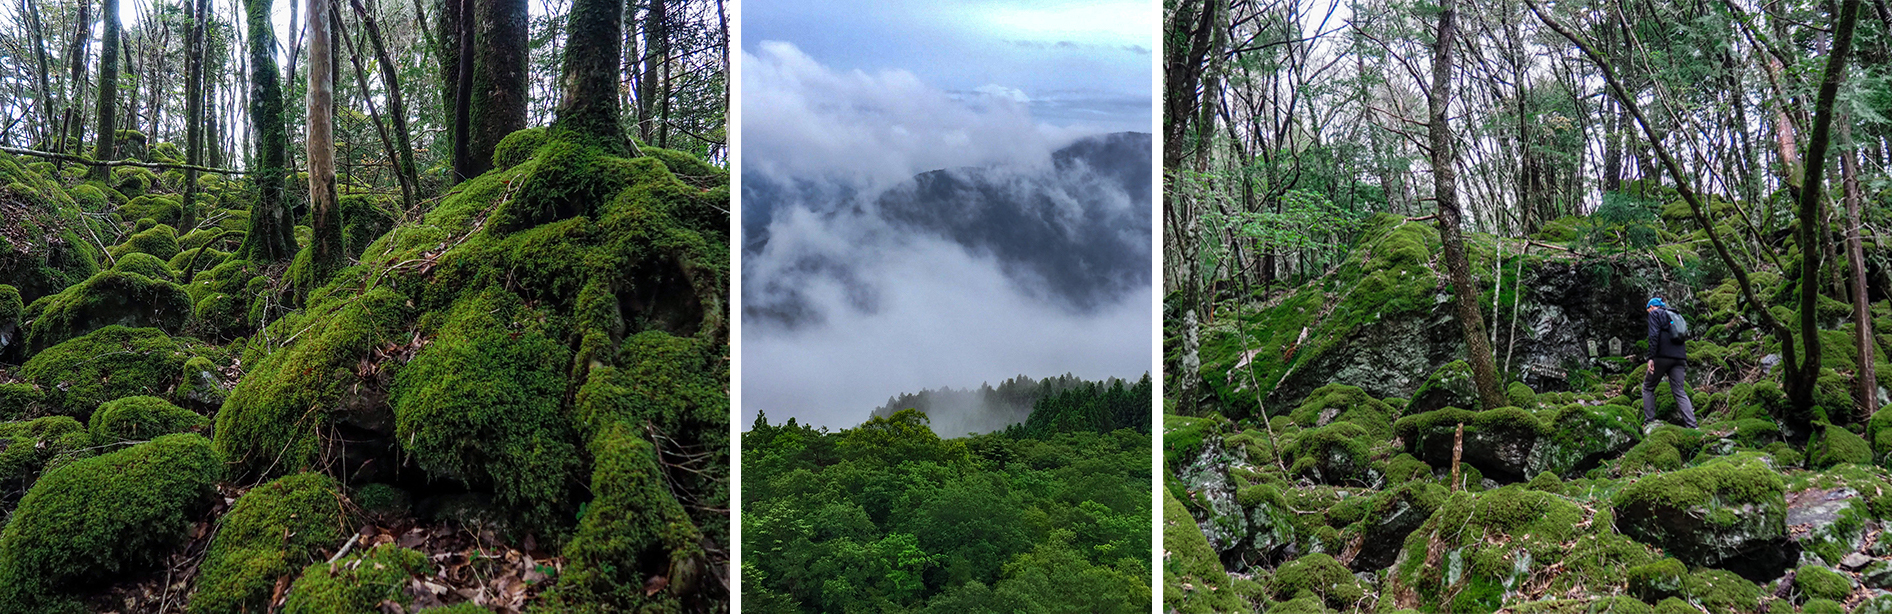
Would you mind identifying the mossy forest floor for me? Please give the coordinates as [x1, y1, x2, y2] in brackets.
[1167, 202, 1892, 613]
[0, 128, 728, 613]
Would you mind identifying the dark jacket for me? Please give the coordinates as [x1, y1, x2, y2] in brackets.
[1647, 308, 1687, 361]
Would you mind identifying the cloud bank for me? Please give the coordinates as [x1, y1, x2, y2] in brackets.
[741, 43, 1152, 431]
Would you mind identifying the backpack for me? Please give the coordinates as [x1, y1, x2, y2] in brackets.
[1665, 308, 1692, 343]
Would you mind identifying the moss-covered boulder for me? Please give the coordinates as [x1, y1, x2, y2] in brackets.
[0, 433, 220, 613]
[111, 251, 174, 281]
[21, 325, 200, 418]
[1627, 558, 1686, 603]
[493, 126, 551, 171]
[1389, 486, 1656, 612]
[112, 166, 156, 198]
[0, 416, 90, 498]
[87, 395, 206, 446]
[1681, 568, 1760, 613]
[191, 472, 344, 614]
[280, 544, 432, 613]
[20, 270, 192, 354]
[334, 193, 396, 257]
[107, 223, 180, 261]
[0, 284, 20, 356]
[1810, 422, 1872, 468]
[1613, 456, 1793, 580]
[0, 384, 41, 418]
[1794, 564, 1854, 602]
[1394, 406, 1544, 482]
[1269, 553, 1362, 611]
[1409, 360, 1481, 415]
[1340, 482, 1445, 571]
[1162, 485, 1249, 614]
[1286, 421, 1378, 486]
[1527, 403, 1642, 478]
[1288, 383, 1396, 438]
[1619, 425, 1707, 474]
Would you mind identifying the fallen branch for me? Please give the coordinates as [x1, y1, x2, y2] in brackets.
[0, 145, 247, 174]
[325, 532, 361, 565]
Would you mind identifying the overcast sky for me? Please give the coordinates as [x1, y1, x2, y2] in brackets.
[741, 0, 1153, 431]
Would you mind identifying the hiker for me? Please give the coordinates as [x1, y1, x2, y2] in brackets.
[1643, 297, 1698, 428]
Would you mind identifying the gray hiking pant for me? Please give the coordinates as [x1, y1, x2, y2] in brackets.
[1642, 357, 1698, 428]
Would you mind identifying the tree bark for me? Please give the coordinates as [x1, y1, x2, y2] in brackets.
[449, 0, 474, 182]
[1429, 0, 1504, 411]
[305, 0, 343, 280]
[1843, 120, 1875, 420]
[350, 0, 418, 208]
[60, 0, 91, 156]
[1788, 0, 1862, 414]
[239, 0, 295, 262]
[90, 0, 121, 181]
[467, 0, 527, 177]
[22, 0, 54, 147]
[182, 0, 209, 232]
[552, 0, 636, 154]
[638, 0, 666, 145]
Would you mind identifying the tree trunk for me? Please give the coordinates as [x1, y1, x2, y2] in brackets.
[449, 0, 474, 182]
[1429, 0, 1504, 411]
[467, 0, 527, 178]
[182, 0, 208, 232]
[90, 0, 121, 181]
[304, 0, 343, 287]
[22, 0, 54, 147]
[239, 0, 294, 262]
[60, 0, 91, 156]
[551, 0, 635, 154]
[350, 0, 418, 208]
[1788, 0, 1862, 414]
[1843, 120, 1875, 420]
[638, 0, 666, 145]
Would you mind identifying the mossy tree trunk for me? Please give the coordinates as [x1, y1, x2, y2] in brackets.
[181, 0, 208, 232]
[305, 0, 344, 280]
[638, 0, 666, 145]
[1843, 120, 1874, 419]
[449, 0, 474, 182]
[238, 0, 295, 263]
[90, 0, 121, 182]
[551, 0, 637, 155]
[1790, 0, 1862, 413]
[1426, 0, 1504, 411]
[467, 0, 526, 178]
[59, 0, 90, 157]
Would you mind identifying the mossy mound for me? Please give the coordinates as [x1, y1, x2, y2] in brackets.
[1810, 422, 1872, 468]
[21, 325, 204, 418]
[0, 434, 220, 613]
[184, 258, 272, 340]
[280, 544, 432, 613]
[1794, 564, 1853, 601]
[540, 423, 707, 609]
[20, 270, 192, 354]
[108, 223, 181, 261]
[1627, 558, 1686, 603]
[1285, 421, 1377, 486]
[1410, 360, 1481, 414]
[0, 416, 90, 496]
[191, 472, 344, 614]
[1390, 486, 1656, 612]
[1619, 425, 1707, 474]
[0, 284, 20, 355]
[0, 384, 41, 418]
[87, 395, 207, 447]
[112, 166, 157, 198]
[493, 126, 552, 171]
[1612, 456, 1790, 577]
[111, 251, 174, 281]
[1394, 406, 1545, 481]
[1269, 553, 1363, 611]
[1163, 485, 1248, 613]
[1531, 403, 1642, 478]
[332, 193, 397, 257]
[1680, 568, 1760, 613]
[1506, 381, 1538, 409]
[1288, 383, 1395, 438]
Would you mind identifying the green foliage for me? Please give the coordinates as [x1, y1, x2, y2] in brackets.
[21, 325, 196, 418]
[87, 395, 206, 447]
[1010, 375, 1153, 439]
[0, 434, 220, 612]
[281, 544, 432, 614]
[192, 472, 344, 614]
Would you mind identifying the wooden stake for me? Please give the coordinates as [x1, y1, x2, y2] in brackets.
[1451, 422, 1465, 491]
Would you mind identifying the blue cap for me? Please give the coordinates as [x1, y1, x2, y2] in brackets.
[1647, 297, 1666, 308]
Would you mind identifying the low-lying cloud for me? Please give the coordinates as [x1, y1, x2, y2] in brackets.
[741, 42, 1152, 431]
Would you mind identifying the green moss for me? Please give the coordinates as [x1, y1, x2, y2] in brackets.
[109, 223, 181, 261]
[280, 544, 432, 614]
[1803, 599, 1846, 614]
[87, 395, 206, 447]
[1507, 382, 1538, 409]
[389, 288, 581, 532]
[1794, 564, 1853, 601]
[1288, 383, 1395, 438]
[1510, 596, 1655, 614]
[493, 126, 551, 171]
[1394, 406, 1545, 480]
[1411, 360, 1481, 413]
[352, 483, 409, 520]
[1620, 425, 1706, 474]
[1392, 487, 1625, 612]
[1681, 568, 1759, 613]
[1812, 421, 1873, 468]
[214, 287, 413, 481]
[0, 384, 41, 419]
[1627, 558, 1686, 603]
[111, 251, 174, 281]
[1526, 470, 1562, 494]
[69, 183, 106, 211]
[541, 422, 705, 609]
[0, 284, 22, 341]
[1613, 456, 1785, 567]
[334, 193, 396, 257]
[0, 434, 220, 612]
[0, 417, 90, 492]
[112, 166, 156, 197]
[1269, 553, 1362, 610]
[1730, 418, 1781, 448]
[1535, 403, 1642, 478]
[1285, 421, 1375, 486]
[192, 472, 344, 614]
[21, 270, 192, 354]
[1384, 453, 1431, 485]
[642, 145, 729, 191]
[21, 325, 195, 418]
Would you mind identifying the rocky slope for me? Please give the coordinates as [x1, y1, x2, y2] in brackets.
[1166, 204, 1892, 614]
[0, 129, 728, 613]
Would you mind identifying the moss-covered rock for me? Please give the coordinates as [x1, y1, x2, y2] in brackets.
[108, 223, 181, 261]
[280, 544, 432, 613]
[112, 166, 157, 198]
[1627, 558, 1686, 603]
[111, 251, 174, 281]
[334, 193, 396, 258]
[21, 325, 198, 418]
[0, 384, 41, 419]
[1681, 568, 1760, 613]
[0, 434, 220, 612]
[1286, 421, 1378, 486]
[1803, 598, 1846, 614]
[1288, 383, 1396, 438]
[1410, 360, 1481, 414]
[1529, 403, 1642, 478]
[1795, 564, 1853, 601]
[191, 472, 344, 614]
[1506, 382, 1537, 409]
[1341, 482, 1445, 571]
[1811, 421, 1873, 468]
[493, 126, 551, 171]
[1619, 425, 1706, 474]
[87, 395, 206, 446]
[0, 416, 90, 497]
[1268, 553, 1362, 611]
[1509, 596, 1654, 614]
[1613, 456, 1791, 579]
[21, 269, 192, 354]
[1395, 406, 1544, 481]
[0, 284, 20, 356]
